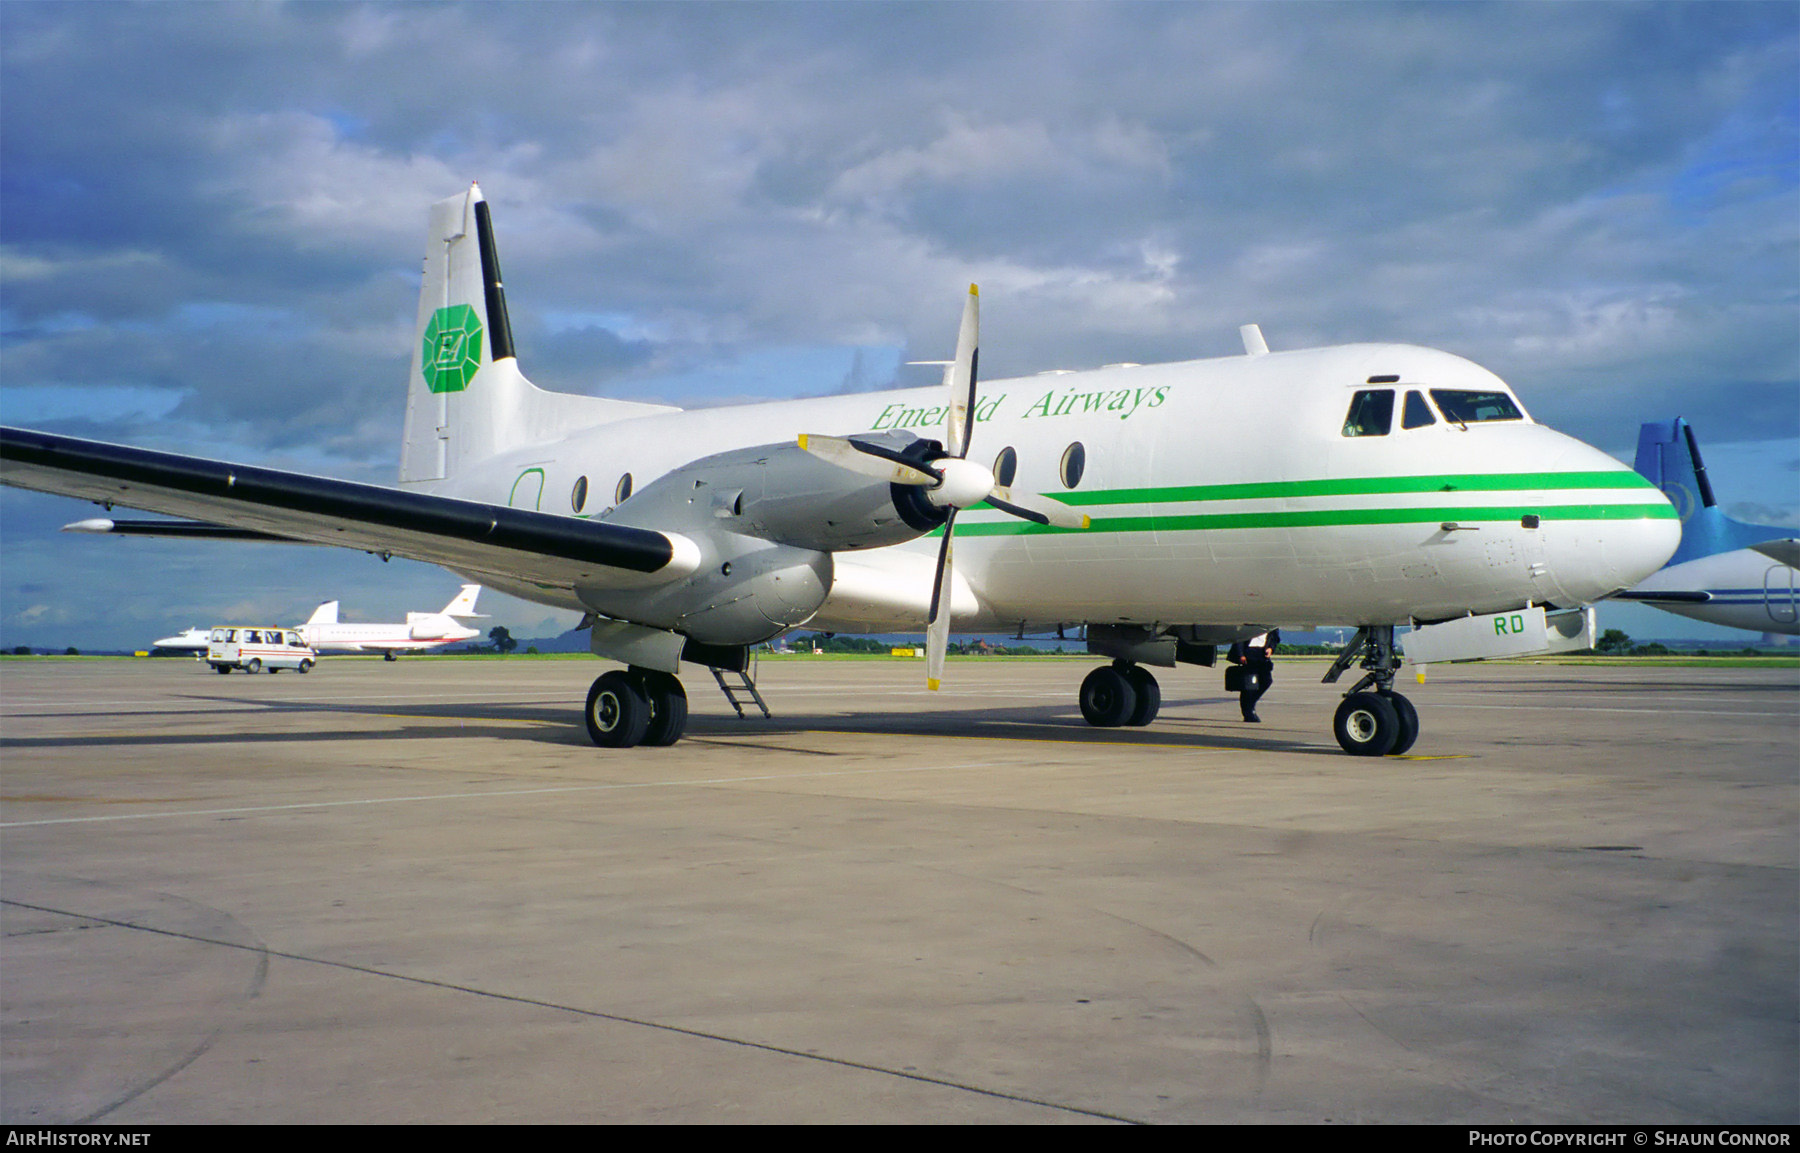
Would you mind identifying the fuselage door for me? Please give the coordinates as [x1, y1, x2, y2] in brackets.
[1765, 564, 1797, 626]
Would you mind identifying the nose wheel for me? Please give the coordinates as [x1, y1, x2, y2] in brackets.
[1323, 625, 1421, 756]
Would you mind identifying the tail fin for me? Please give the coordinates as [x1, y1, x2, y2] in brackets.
[399, 185, 678, 486]
[1633, 418, 1787, 566]
[440, 584, 486, 618]
[306, 601, 339, 626]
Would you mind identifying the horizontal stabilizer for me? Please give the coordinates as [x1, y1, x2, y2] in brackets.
[1750, 538, 1800, 569]
[1609, 589, 1713, 604]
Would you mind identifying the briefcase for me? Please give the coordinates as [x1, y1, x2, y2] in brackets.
[1225, 667, 1262, 693]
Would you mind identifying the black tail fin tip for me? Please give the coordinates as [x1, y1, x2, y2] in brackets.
[473, 198, 516, 363]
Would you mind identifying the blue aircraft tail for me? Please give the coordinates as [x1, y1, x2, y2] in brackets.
[1633, 418, 1787, 567]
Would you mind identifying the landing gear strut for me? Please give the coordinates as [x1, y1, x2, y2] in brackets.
[1079, 661, 1161, 728]
[1322, 625, 1419, 756]
[585, 666, 691, 749]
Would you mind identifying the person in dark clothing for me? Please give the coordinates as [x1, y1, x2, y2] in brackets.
[1227, 628, 1279, 722]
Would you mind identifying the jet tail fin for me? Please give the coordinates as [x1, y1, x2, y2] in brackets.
[440, 584, 487, 618]
[306, 601, 339, 626]
[399, 185, 679, 487]
[1633, 418, 1788, 566]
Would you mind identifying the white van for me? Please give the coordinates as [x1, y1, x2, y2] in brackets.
[206, 627, 317, 674]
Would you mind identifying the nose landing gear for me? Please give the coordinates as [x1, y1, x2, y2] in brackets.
[1323, 625, 1419, 756]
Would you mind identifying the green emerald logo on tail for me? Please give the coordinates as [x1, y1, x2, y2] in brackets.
[421, 305, 484, 393]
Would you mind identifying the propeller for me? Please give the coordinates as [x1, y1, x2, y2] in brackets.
[800, 285, 1090, 690]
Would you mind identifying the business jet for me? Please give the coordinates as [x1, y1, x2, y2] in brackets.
[0, 184, 1680, 755]
[1610, 418, 1798, 636]
[299, 585, 486, 658]
[151, 627, 212, 653]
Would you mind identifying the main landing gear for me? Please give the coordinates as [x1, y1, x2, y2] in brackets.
[1322, 624, 1419, 757]
[1078, 660, 1161, 728]
[585, 667, 689, 748]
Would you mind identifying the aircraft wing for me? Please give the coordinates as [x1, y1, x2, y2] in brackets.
[1, 427, 700, 591]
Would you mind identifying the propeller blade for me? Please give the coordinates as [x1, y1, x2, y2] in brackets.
[798, 434, 940, 486]
[926, 509, 956, 691]
[945, 285, 979, 459]
[987, 487, 1092, 530]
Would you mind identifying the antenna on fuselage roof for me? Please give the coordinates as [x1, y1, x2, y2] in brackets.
[1240, 324, 1270, 357]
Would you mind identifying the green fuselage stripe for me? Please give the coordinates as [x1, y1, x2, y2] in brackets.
[955, 500, 1677, 538]
[1051, 470, 1660, 508]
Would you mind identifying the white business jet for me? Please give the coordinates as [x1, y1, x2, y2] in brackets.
[299, 585, 486, 658]
[0, 185, 1679, 755]
[151, 627, 212, 653]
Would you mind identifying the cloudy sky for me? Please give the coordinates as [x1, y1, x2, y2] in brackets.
[2, 0, 1795, 650]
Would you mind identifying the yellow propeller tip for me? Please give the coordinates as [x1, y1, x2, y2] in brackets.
[797, 434, 809, 449]
[927, 678, 941, 691]
[1081, 515, 1092, 529]
[969, 284, 978, 296]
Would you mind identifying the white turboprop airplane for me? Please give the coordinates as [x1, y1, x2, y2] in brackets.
[1610, 418, 1798, 636]
[1, 184, 1681, 755]
[299, 585, 486, 658]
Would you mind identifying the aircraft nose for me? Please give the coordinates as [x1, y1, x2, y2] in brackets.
[1534, 432, 1681, 603]
[1602, 505, 1682, 589]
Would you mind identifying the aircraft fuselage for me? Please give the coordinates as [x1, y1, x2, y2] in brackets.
[427, 342, 1677, 638]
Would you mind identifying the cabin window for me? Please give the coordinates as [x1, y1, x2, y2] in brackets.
[993, 446, 1018, 489]
[1431, 389, 1524, 424]
[1402, 390, 1437, 429]
[615, 473, 634, 504]
[1060, 442, 1086, 489]
[571, 475, 589, 513]
[1342, 390, 1394, 437]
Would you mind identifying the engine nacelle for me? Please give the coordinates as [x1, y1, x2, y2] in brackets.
[575, 434, 952, 647]
[641, 434, 947, 554]
[578, 531, 833, 646]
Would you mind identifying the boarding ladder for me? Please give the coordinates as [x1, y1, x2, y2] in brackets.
[711, 654, 770, 719]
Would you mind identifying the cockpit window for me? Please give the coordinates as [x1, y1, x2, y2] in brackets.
[1342, 390, 1394, 437]
[1402, 390, 1437, 429]
[1430, 389, 1524, 424]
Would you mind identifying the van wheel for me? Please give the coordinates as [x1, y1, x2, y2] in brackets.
[298, 659, 314, 674]
[245, 658, 261, 674]
[214, 664, 231, 674]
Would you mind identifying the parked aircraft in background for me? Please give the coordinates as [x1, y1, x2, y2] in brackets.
[1611, 419, 1798, 636]
[301, 585, 486, 658]
[0, 184, 1680, 755]
[151, 626, 212, 653]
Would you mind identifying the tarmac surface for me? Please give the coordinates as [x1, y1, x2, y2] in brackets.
[1, 654, 1794, 1124]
